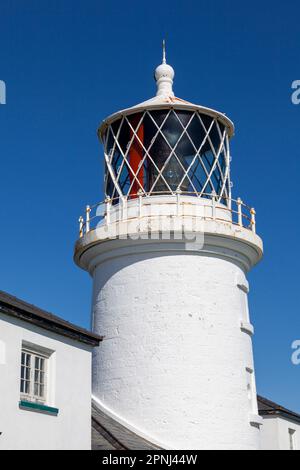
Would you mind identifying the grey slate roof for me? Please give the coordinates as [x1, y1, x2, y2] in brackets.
[92, 400, 162, 450]
[0, 290, 102, 347]
[257, 395, 300, 424]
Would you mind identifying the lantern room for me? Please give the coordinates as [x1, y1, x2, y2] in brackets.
[98, 45, 234, 206]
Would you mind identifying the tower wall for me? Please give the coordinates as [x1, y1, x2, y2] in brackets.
[90, 236, 261, 449]
[75, 51, 263, 449]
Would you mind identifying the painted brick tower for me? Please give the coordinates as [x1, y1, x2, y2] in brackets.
[74, 45, 263, 450]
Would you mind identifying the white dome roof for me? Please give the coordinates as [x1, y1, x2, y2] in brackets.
[98, 45, 235, 139]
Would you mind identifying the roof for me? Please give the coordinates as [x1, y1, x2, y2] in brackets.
[92, 400, 162, 450]
[98, 53, 235, 140]
[0, 290, 102, 347]
[258, 395, 300, 424]
[98, 99, 235, 141]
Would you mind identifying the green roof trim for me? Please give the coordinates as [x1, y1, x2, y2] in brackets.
[19, 400, 59, 416]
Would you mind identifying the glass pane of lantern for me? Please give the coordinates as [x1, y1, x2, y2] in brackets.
[187, 114, 207, 150]
[143, 112, 159, 150]
[118, 119, 130, 155]
[161, 111, 182, 148]
[118, 163, 131, 194]
[150, 109, 169, 128]
[199, 113, 214, 132]
[176, 110, 193, 127]
[189, 159, 205, 193]
[208, 121, 222, 156]
[104, 109, 229, 200]
[105, 128, 115, 157]
[211, 165, 223, 193]
[161, 156, 185, 192]
[172, 134, 195, 193]
[201, 151, 214, 175]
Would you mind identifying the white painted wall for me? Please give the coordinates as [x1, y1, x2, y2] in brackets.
[0, 313, 93, 450]
[91, 239, 261, 450]
[261, 416, 300, 450]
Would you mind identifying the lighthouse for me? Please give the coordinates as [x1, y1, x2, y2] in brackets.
[74, 45, 263, 450]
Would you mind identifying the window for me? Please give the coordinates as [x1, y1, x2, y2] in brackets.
[246, 367, 256, 414]
[289, 429, 296, 450]
[237, 282, 250, 325]
[20, 349, 47, 403]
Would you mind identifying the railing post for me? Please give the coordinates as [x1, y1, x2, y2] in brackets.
[122, 197, 127, 221]
[211, 191, 216, 220]
[176, 189, 181, 216]
[250, 208, 256, 233]
[79, 216, 84, 238]
[86, 205, 91, 233]
[237, 198, 243, 227]
[138, 190, 143, 218]
[105, 198, 111, 226]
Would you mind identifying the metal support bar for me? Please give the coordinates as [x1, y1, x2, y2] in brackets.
[250, 208, 256, 233]
[176, 190, 181, 216]
[79, 216, 84, 238]
[211, 191, 216, 220]
[105, 198, 111, 226]
[138, 191, 143, 218]
[122, 198, 127, 221]
[86, 205, 91, 233]
[237, 198, 243, 227]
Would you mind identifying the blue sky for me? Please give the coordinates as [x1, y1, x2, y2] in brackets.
[0, 0, 300, 412]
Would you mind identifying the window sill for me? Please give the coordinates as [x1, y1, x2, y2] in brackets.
[240, 321, 254, 336]
[19, 400, 59, 416]
[249, 414, 263, 427]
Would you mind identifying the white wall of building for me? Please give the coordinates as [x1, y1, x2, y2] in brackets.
[0, 313, 93, 450]
[261, 416, 300, 450]
[91, 239, 261, 450]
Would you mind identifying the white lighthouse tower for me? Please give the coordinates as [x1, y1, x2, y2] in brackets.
[74, 45, 263, 450]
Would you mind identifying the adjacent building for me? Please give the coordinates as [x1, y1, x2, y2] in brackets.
[0, 290, 102, 450]
[258, 396, 300, 450]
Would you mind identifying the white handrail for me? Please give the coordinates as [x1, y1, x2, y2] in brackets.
[78, 193, 256, 238]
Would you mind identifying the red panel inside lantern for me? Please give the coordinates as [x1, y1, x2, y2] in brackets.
[129, 114, 144, 198]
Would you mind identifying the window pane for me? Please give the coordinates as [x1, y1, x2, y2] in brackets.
[20, 351, 32, 396]
[25, 380, 30, 394]
[26, 354, 31, 367]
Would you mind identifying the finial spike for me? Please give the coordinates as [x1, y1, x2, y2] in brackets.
[154, 40, 175, 97]
[162, 39, 166, 64]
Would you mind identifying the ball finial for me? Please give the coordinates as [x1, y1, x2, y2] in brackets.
[154, 40, 175, 98]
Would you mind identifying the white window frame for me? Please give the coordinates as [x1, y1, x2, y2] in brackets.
[20, 348, 48, 404]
